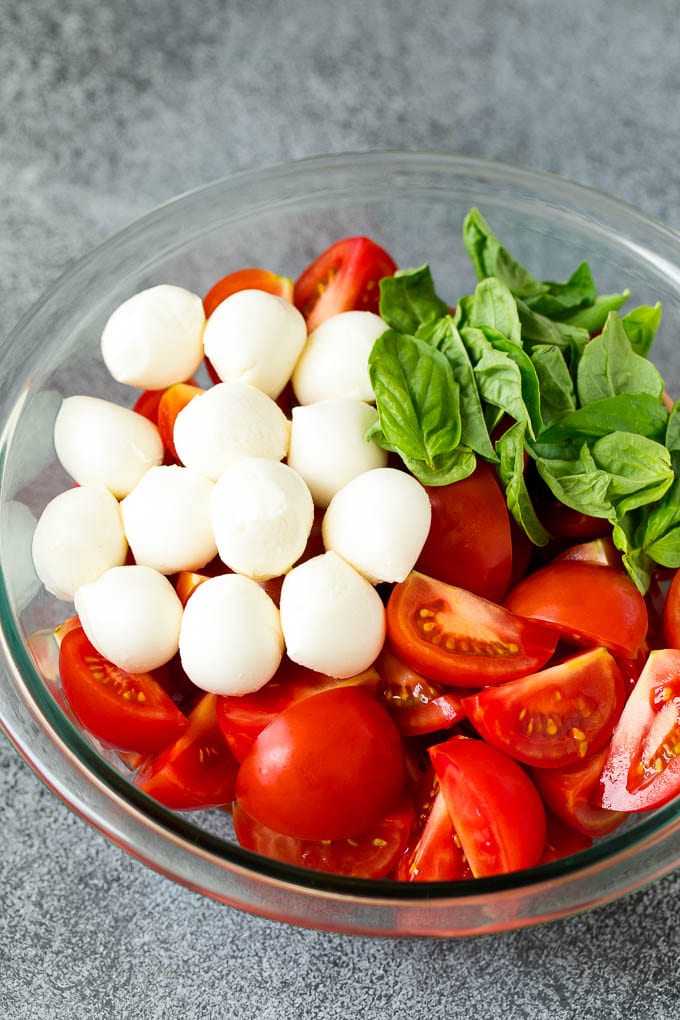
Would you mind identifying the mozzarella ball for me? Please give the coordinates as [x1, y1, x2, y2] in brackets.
[121, 465, 217, 574]
[210, 458, 314, 580]
[292, 310, 387, 404]
[279, 551, 385, 677]
[322, 467, 431, 584]
[287, 398, 388, 508]
[101, 285, 205, 390]
[203, 289, 307, 398]
[179, 573, 283, 695]
[173, 381, 290, 481]
[31, 485, 127, 601]
[74, 565, 183, 672]
[54, 395, 164, 498]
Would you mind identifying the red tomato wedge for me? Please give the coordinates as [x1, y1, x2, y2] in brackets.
[664, 570, 680, 649]
[598, 648, 680, 812]
[554, 537, 623, 570]
[133, 388, 166, 423]
[464, 648, 625, 768]
[386, 571, 558, 687]
[376, 642, 466, 736]
[293, 236, 397, 332]
[135, 693, 238, 810]
[540, 813, 593, 864]
[203, 268, 294, 318]
[531, 744, 627, 837]
[235, 686, 406, 841]
[429, 737, 546, 877]
[504, 561, 648, 659]
[395, 768, 472, 882]
[415, 462, 513, 602]
[233, 794, 415, 879]
[157, 382, 203, 462]
[216, 658, 380, 762]
[538, 498, 612, 541]
[59, 626, 188, 753]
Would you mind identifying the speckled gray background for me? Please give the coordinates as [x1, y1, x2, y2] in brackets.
[2, 1, 680, 1017]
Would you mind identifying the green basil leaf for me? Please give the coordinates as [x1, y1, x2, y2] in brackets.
[634, 452, 680, 568]
[379, 265, 450, 335]
[539, 393, 668, 444]
[470, 277, 522, 346]
[622, 303, 662, 358]
[612, 513, 654, 594]
[496, 421, 551, 546]
[524, 262, 596, 319]
[563, 290, 630, 333]
[590, 432, 674, 515]
[477, 324, 543, 439]
[461, 326, 536, 438]
[396, 444, 478, 486]
[529, 344, 576, 428]
[536, 444, 613, 518]
[577, 311, 664, 406]
[462, 208, 545, 297]
[516, 299, 590, 370]
[666, 400, 680, 452]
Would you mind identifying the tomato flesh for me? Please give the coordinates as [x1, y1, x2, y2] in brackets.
[664, 570, 680, 649]
[415, 463, 513, 602]
[505, 560, 648, 659]
[429, 736, 546, 877]
[387, 571, 558, 687]
[395, 769, 472, 882]
[59, 626, 188, 753]
[293, 236, 397, 332]
[531, 744, 627, 837]
[235, 686, 406, 841]
[599, 648, 680, 812]
[203, 268, 294, 318]
[464, 648, 625, 768]
[540, 813, 593, 863]
[376, 642, 466, 736]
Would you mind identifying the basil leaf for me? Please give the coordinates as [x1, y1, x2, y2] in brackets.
[563, 290, 630, 333]
[665, 400, 680, 451]
[367, 330, 466, 484]
[496, 421, 551, 546]
[539, 393, 668, 444]
[524, 262, 596, 320]
[462, 326, 537, 438]
[536, 444, 613, 519]
[612, 513, 654, 594]
[622, 303, 662, 358]
[379, 265, 450, 335]
[462, 208, 545, 297]
[417, 316, 497, 460]
[470, 277, 522, 346]
[397, 444, 477, 486]
[452, 294, 474, 331]
[517, 299, 590, 369]
[577, 311, 664, 406]
[478, 325, 543, 438]
[631, 451, 680, 568]
[590, 432, 674, 515]
[529, 344, 576, 428]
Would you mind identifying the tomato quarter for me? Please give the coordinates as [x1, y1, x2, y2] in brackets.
[531, 744, 627, 837]
[376, 642, 466, 736]
[203, 268, 294, 318]
[663, 569, 680, 649]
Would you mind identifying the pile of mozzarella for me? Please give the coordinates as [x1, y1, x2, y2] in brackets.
[32, 284, 432, 697]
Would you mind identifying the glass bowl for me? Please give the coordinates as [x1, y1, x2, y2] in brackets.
[2, 152, 680, 937]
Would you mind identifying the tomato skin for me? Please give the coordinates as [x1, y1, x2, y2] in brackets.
[538, 499, 612, 541]
[387, 571, 558, 687]
[203, 268, 294, 318]
[376, 642, 466, 736]
[554, 537, 622, 570]
[216, 658, 380, 762]
[233, 793, 415, 879]
[135, 693, 238, 810]
[395, 769, 472, 882]
[235, 686, 406, 841]
[464, 648, 625, 769]
[663, 570, 680, 649]
[157, 382, 203, 461]
[415, 463, 513, 602]
[429, 737, 546, 877]
[540, 813, 593, 864]
[293, 236, 397, 332]
[504, 560, 648, 659]
[599, 648, 680, 812]
[531, 744, 627, 837]
[59, 626, 188, 753]
[133, 388, 165, 423]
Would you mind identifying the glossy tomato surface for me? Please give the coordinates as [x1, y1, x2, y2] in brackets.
[157, 382, 203, 461]
[203, 267, 294, 318]
[235, 686, 406, 841]
[531, 745, 627, 837]
[376, 642, 466, 736]
[415, 463, 513, 602]
[464, 648, 625, 768]
[663, 569, 680, 648]
[387, 571, 558, 687]
[395, 773, 471, 882]
[293, 236, 397, 331]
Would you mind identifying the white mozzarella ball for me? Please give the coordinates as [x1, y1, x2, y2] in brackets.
[31, 486, 127, 601]
[54, 395, 164, 498]
[292, 310, 387, 404]
[203, 289, 306, 398]
[74, 565, 183, 672]
[101, 285, 205, 390]
[322, 467, 431, 584]
[279, 551, 385, 678]
[121, 465, 217, 574]
[179, 573, 283, 695]
[210, 458, 314, 580]
[287, 398, 388, 508]
[173, 381, 290, 481]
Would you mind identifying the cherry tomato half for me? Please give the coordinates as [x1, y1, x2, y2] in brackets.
[203, 268, 294, 318]
[135, 692, 238, 810]
[429, 736, 546, 877]
[504, 560, 648, 659]
[233, 794, 415, 879]
[663, 569, 680, 649]
[540, 813, 593, 864]
[235, 686, 406, 841]
[59, 626, 188, 753]
[157, 382, 204, 462]
[387, 571, 558, 687]
[464, 648, 625, 768]
[293, 236, 397, 332]
[376, 642, 466, 736]
[395, 768, 472, 882]
[598, 648, 680, 812]
[531, 744, 627, 837]
[415, 462, 513, 602]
